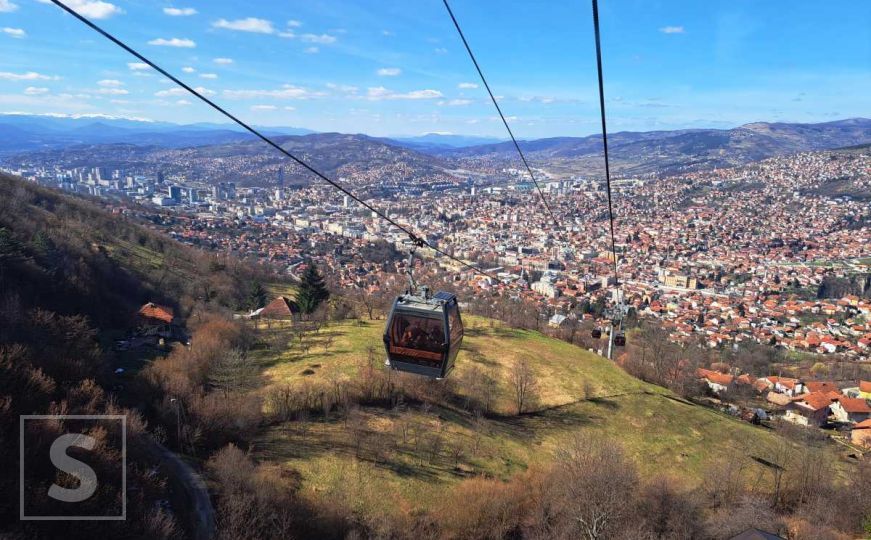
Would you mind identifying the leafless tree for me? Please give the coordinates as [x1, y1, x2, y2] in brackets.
[530, 433, 638, 540]
[511, 358, 539, 415]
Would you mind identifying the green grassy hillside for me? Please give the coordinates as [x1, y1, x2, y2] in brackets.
[250, 316, 819, 517]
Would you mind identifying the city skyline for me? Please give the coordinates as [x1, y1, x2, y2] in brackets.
[0, 0, 867, 137]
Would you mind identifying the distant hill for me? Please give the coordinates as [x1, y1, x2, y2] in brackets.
[438, 118, 871, 175]
[387, 133, 505, 150]
[3, 117, 868, 180]
[4, 132, 455, 187]
[0, 113, 314, 154]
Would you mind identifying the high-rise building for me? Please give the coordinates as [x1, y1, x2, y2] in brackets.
[169, 185, 183, 202]
[277, 166, 284, 188]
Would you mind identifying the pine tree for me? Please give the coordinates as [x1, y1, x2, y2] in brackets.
[246, 280, 268, 310]
[297, 262, 329, 314]
[31, 231, 61, 276]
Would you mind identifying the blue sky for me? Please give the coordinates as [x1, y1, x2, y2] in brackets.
[0, 0, 868, 137]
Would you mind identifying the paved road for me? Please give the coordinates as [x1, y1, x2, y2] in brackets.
[142, 440, 216, 540]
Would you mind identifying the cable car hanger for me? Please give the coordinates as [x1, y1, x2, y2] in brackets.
[384, 243, 465, 379]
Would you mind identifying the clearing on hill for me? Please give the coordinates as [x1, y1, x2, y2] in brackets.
[249, 316, 839, 516]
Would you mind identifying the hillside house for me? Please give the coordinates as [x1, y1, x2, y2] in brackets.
[548, 314, 568, 328]
[757, 376, 805, 396]
[783, 391, 838, 427]
[851, 419, 871, 448]
[830, 397, 871, 424]
[137, 302, 176, 338]
[804, 381, 838, 394]
[697, 368, 734, 394]
[260, 296, 300, 320]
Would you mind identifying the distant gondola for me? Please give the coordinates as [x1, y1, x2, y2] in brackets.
[613, 332, 626, 347]
[383, 288, 464, 379]
[591, 328, 602, 339]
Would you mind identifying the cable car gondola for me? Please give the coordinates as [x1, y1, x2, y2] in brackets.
[383, 249, 464, 379]
[591, 327, 602, 339]
[613, 332, 626, 347]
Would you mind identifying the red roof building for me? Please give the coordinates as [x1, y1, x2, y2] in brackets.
[260, 296, 300, 319]
[138, 302, 175, 324]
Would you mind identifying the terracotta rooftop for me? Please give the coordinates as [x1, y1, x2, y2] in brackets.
[835, 397, 871, 414]
[138, 302, 174, 324]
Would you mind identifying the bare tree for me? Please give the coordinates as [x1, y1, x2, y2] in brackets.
[530, 433, 638, 540]
[323, 333, 335, 354]
[511, 358, 539, 415]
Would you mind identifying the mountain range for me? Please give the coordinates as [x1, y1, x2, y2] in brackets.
[0, 113, 314, 154]
[1, 115, 869, 179]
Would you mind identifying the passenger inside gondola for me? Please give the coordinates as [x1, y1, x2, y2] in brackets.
[393, 316, 444, 353]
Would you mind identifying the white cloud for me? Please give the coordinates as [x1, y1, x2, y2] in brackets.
[377, 67, 401, 77]
[24, 87, 49, 95]
[0, 1, 18, 13]
[2, 27, 25, 38]
[287, 20, 302, 27]
[127, 62, 149, 71]
[199, 73, 218, 79]
[278, 31, 295, 38]
[366, 87, 443, 100]
[325, 83, 358, 94]
[434, 47, 447, 54]
[223, 85, 321, 100]
[213, 17, 275, 34]
[304, 47, 318, 54]
[300, 33, 336, 44]
[37, 0, 123, 20]
[457, 82, 478, 89]
[250, 104, 277, 111]
[181, 66, 195, 73]
[213, 57, 234, 65]
[163, 7, 196, 16]
[148, 37, 196, 48]
[97, 79, 123, 87]
[439, 98, 472, 106]
[0, 71, 59, 81]
[659, 26, 684, 34]
[155, 86, 213, 97]
[284, 106, 296, 111]
[176, 99, 191, 105]
[96, 87, 128, 95]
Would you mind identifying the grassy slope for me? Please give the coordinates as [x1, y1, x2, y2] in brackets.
[250, 316, 813, 516]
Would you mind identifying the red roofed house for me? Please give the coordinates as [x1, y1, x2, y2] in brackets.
[697, 368, 734, 394]
[860, 380, 871, 400]
[851, 419, 871, 448]
[804, 381, 838, 394]
[137, 302, 176, 337]
[260, 296, 300, 320]
[783, 391, 838, 427]
[830, 397, 871, 424]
